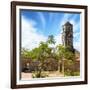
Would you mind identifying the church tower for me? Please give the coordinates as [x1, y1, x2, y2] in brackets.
[62, 21, 74, 52]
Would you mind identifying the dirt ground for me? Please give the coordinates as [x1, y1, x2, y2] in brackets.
[21, 71, 64, 80]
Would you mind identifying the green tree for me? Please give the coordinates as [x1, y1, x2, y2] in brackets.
[21, 48, 31, 58]
[32, 35, 56, 77]
[32, 42, 50, 77]
[64, 50, 75, 76]
[56, 44, 65, 73]
[56, 44, 75, 76]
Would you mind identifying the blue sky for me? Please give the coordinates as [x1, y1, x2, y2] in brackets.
[21, 10, 80, 51]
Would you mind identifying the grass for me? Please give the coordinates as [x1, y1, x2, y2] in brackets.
[64, 71, 80, 76]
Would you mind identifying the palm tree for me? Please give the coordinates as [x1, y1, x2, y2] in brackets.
[47, 35, 56, 45]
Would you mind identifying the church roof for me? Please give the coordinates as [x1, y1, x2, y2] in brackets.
[64, 21, 72, 26]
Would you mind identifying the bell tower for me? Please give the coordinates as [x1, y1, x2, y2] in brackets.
[62, 21, 73, 51]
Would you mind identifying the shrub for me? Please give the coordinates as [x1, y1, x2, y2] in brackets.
[65, 69, 80, 76]
[32, 71, 48, 78]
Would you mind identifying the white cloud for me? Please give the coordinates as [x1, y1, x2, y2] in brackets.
[21, 14, 80, 52]
[73, 41, 80, 52]
[59, 14, 73, 27]
[21, 16, 47, 50]
[55, 33, 62, 46]
[70, 20, 80, 52]
[49, 13, 53, 22]
[21, 15, 62, 50]
[37, 12, 46, 30]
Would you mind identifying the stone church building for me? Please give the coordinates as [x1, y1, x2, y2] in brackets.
[61, 21, 80, 72]
[62, 21, 74, 52]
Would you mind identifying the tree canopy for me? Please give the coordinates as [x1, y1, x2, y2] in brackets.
[21, 35, 78, 77]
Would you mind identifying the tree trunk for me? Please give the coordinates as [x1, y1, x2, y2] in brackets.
[62, 60, 64, 76]
[58, 60, 61, 72]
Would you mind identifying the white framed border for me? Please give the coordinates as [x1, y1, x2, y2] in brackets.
[16, 5, 85, 85]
